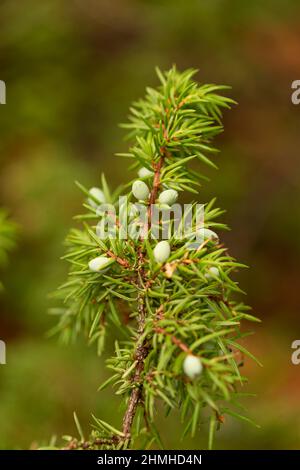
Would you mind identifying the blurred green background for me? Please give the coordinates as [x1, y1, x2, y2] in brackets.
[1, 0, 300, 449]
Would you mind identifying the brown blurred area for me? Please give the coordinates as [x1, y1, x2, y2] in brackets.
[0, 0, 300, 449]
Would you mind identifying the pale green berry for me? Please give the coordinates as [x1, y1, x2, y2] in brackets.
[132, 180, 150, 201]
[183, 355, 203, 379]
[88, 256, 112, 272]
[138, 167, 153, 179]
[200, 228, 219, 243]
[154, 240, 171, 263]
[205, 266, 220, 279]
[158, 189, 178, 206]
[88, 187, 105, 208]
[187, 242, 201, 250]
[187, 228, 219, 250]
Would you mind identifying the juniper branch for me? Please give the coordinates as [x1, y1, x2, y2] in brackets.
[50, 67, 260, 450]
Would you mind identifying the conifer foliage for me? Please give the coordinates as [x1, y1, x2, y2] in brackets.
[51, 67, 260, 450]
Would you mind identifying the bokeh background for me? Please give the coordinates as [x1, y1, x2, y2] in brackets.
[0, 0, 300, 449]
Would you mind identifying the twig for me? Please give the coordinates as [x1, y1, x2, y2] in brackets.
[147, 152, 165, 223]
[122, 248, 148, 440]
[119, 100, 188, 443]
[154, 326, 192, 354]
[63, 435, 119, 450]
[107, 250, 130, 268]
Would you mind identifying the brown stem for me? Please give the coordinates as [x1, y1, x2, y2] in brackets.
[107, 250, 130, 268]
[147, 154, 165, 223]
[63, 435, 119, 450]
[154, 326, 192, 354]
[121, 142, 167, 442]
[122, 248, 148, 439]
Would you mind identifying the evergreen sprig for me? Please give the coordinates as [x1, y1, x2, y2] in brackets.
[50, 67, 260, 450]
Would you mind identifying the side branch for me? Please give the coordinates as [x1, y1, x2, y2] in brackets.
[107, 250, 130, 268]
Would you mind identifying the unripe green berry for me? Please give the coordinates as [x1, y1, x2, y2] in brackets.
[138, 167, 153, 179]
[88, 256, 112, 272]
[154, 240, 171, 263]
[183, 354, 203, 379]
[88, 187, 105, 208]
[205, 266, 220, 279]
[132, 180, 150, 201]
[187, 228, 219, 250]
[158, 189, 178, 206]
[201, 228, 219, 243]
